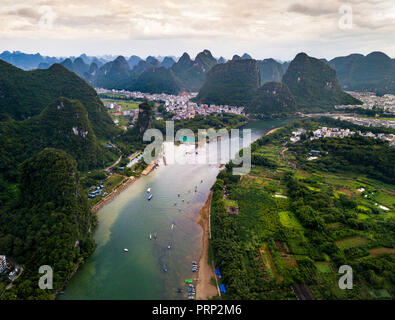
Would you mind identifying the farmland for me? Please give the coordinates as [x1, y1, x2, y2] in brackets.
[210, 117, 395, 300]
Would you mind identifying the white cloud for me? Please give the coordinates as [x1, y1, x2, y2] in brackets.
[0, 0, 394, 60]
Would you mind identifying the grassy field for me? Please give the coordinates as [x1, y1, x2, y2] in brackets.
[101, 98, 140, 110]
[335, 236, 369, 250]
[278, 211, 303, 230]
[223, 199, 238, 207]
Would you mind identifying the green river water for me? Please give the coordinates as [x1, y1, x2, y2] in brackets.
[60, 119, 289, 300]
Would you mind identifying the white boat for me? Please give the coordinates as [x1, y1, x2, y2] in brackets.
[147, 188, 151, 193]
[149, 234, 152, 240]
[123, 248, 129, 252]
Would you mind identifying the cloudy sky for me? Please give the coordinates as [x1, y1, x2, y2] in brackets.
[1, 0, 394, 60]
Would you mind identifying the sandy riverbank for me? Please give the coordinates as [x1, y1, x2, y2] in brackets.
[196, 191, 218, 300]
[91, 176, 137, 213]
[265, 127, 282, 136]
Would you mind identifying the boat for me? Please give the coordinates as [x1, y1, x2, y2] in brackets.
[147, 187, 151, 193]
[171, 224, 174, 230]
[149, 234, 152, 240]
[123, 248, 129, 252]
[147, 193, 153, 201]
[162, 265, 168, 272]
[168, 242, 172, 249]
[153, 233, 157, 240]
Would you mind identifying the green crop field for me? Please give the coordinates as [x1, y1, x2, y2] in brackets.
[335, 236, 368, 250]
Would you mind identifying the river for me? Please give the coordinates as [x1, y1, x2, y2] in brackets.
[60, 119, 289, 300]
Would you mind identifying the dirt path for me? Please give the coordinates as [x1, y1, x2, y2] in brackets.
[196, 191, 218, 300]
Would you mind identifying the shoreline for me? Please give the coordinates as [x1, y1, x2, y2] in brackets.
[265, 127, 282, 136]
[196, 191, 218, 300]
[91, 175, 137, 213]
[193, 125, 283, 300]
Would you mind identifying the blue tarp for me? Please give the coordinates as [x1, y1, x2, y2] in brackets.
[215, 269, 222, 278]
[219, 284, 226, 293]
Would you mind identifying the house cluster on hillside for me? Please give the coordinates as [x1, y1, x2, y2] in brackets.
[335, 91, 395, 114]
[97, 88, 245, 120]
[290, 126, 395, 146]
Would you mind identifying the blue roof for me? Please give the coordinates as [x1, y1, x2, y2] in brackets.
[219, 284, 226, 293]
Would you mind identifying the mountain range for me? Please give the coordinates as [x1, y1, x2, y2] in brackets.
[196, 52, 361, 114]
[328, 51, 395, 95]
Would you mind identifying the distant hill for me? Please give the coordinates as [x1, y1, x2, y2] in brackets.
[282, 53, 361, 111]
[256, 58, 285, 84]
[94, 56, 132, 89]
[83, 62, 99, 84]
[171, 50, 217, 91]
[130, 59, 156, 79]
[60, 57, 90, 77]
[146, 56, 160, 67]
[129, 67, 182, 94]
[128, 55, 142, 69]
[329, 51, 395, 95]
[160, 56, 176, 68]
[241, 53, 253, 60]
[0, 59, 117, 138]
[247, 82, 296, 116]
[217, 57, 226, 64]
[0, 50, 61, 70]
[196, 59, 260, 106]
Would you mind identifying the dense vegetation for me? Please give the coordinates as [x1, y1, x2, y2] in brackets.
[256, 59, 286, 84]
[129, 67, 182, 94]
[0, 60, 117, 138]
[0, 149, 95, 299]
[282, 53, 361, 112]
[247, 82, 296, 117]
[0, 97, 119, 181]
[171, 50, 218, 92]
[196, 59, 261, 106]
[210, 118, 395, 300]
[329, 51, 395, 95]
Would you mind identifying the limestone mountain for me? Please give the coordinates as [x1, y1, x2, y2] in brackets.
[137, 101, 153, 133]
[60, 57, 90, 78]
[0, 60, 117, 138]
[83, 62, 99, 84]
[129, 67, 182, 94]
[256, 58, 285, 84]
[0, 147, 95, 299]
[282, 53, 361, 111]
[217, 57, 226, 64]
[146, 56, 160, 67]
[160, 56, 176, 68]
[196, 59, 260, 106]
[0, 97, 115, 178]
[94, 56, 132, 89]
[130, 59, 156, 79]
[247, 82, 296, 116]
[329, 51, 395, 95]
[171, 50, 217, 91]
[128, 55, 142, 69]
[241, 53, 253, 60]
